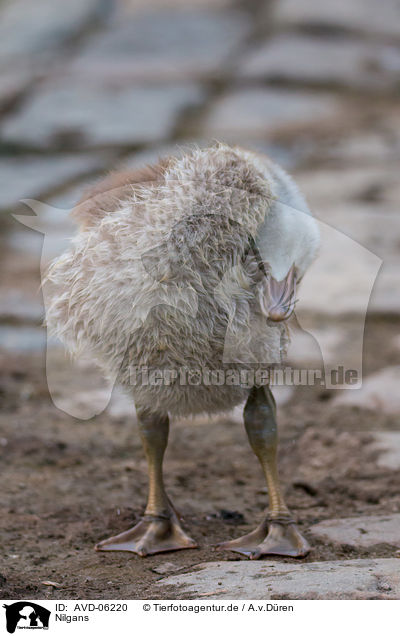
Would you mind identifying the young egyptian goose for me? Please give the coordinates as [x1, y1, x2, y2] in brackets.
[45, 143, 319, 559]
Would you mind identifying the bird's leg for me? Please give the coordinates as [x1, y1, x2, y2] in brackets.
[218, 386, 310, 559]
[95, 409, 197, 556]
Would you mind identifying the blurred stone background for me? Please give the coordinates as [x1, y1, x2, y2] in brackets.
[1, 0, 400, 600]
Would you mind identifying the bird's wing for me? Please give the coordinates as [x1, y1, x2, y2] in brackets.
[71, 158, 171, 230]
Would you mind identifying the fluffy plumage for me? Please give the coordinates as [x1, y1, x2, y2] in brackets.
[45, 143, 319, 416]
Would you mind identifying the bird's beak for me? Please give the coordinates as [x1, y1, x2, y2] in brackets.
[259, 264, 297, 322]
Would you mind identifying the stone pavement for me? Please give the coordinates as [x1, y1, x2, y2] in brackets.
[0, 0, 399, 599]
[157, 558, 400, 599]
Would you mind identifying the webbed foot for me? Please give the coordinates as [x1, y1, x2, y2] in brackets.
[95, 511, 197, 557]
[217, 516, 310, 559]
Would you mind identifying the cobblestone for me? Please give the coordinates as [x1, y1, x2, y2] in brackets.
[274, 0, 400, 40]
[71, 9, 251, 81]
[0, 153, 108, 210]
[333, 366, 400, 414]
[370, 432, 400, 470]
[158, 558, 400, 599]
[310, 514, 400, 548]
[238, 34, 400, 92]
[0, 0, 108, 64]
[202, 87, 344, 140]
[1, 80, 205, 149]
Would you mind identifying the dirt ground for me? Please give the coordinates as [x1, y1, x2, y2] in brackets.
[1, 315, 399, 600]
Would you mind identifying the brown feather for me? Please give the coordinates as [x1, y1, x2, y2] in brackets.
[71, 157, 171, 230]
